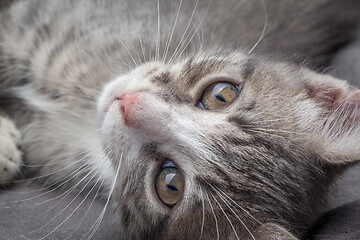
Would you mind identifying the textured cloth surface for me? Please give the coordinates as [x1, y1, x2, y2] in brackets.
[309, 201, 360, 240]
[0, 181, 122, 239]
[308, 164, 360, 240]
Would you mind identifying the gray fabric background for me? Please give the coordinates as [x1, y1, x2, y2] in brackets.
[308, 165, 360, 240]
[0, 181, 122, 239]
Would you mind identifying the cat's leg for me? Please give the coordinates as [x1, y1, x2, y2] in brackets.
[0, 113, 22, 184]
[250, 223, 298, 240]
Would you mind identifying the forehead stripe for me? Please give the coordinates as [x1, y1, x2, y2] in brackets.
[241, 59, 256, 80]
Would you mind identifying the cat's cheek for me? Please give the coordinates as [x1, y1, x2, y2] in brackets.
[100, 103, 127, 153]
[100, 101, 123, 130]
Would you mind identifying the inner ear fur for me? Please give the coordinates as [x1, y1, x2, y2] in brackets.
[305, 73, 360, 163]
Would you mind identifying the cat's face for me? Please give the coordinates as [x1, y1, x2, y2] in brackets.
[97, 50, 360, 239]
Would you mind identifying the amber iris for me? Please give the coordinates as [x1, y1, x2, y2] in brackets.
[155, 161, 184, 207]
[197, 82, 238, 110]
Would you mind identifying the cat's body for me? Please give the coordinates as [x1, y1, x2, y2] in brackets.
[1, 0, 360, 239]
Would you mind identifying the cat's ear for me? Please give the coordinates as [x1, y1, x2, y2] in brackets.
[305, 73, 360, 163]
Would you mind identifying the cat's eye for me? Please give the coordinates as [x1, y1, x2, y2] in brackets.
[197, 81, 239, 110]
[155, 161, 184, 208]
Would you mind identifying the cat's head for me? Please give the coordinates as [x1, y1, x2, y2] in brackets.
[97, 50, 360, 239]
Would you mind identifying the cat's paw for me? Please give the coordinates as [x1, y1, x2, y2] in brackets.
[0, 115, 22, 184]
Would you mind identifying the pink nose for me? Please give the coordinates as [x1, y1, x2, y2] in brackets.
[118, 92, 141, 120]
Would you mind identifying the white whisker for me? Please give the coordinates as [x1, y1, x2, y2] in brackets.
[6, 152, 92, 184]
[64, 178, 104, 240]
[249, 117, 291, 124]
[116, 37, 138, 67]
[209, 184, 262, 225]
[242, 126, 308, 136]
[172, 0, 213, 63]
[34, 165, 92, 206]
[206, 192, 219, 240]
[155, 0, 161, 62]
[163, 0, 183, 62]
[84, 151, 123, 240]
[248, 0, 267, 54]
[211, 193, 240, 240]
[167, 0, 199, 64]
[28, 162, 102, 236]
[37, 172, 104, 240]
[210, 185, 257, 240]
[0, 153, 97, 204]
[25, 145, 112, 237]
[33, 167, 91, 207]
[241, 128, 286, 139]
[199, 185, 205, 240]
[17, 149, 91, 168]
[121, 0, 147, 63]
[1, 163, 87, 195]
[138, 36, 147, 63]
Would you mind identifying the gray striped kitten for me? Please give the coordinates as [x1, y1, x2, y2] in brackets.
[1, 0, 360, 239]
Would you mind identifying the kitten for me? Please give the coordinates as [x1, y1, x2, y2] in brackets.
[1, 0, 360, 239]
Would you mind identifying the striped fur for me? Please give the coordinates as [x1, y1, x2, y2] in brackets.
[1, 0, 360, 239]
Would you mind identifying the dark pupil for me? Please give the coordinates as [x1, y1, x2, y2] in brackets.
[215, 94, 226, 102]
[167, 184, 178, 192]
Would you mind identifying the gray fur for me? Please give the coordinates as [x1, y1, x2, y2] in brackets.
[1, 0, 360, 239]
